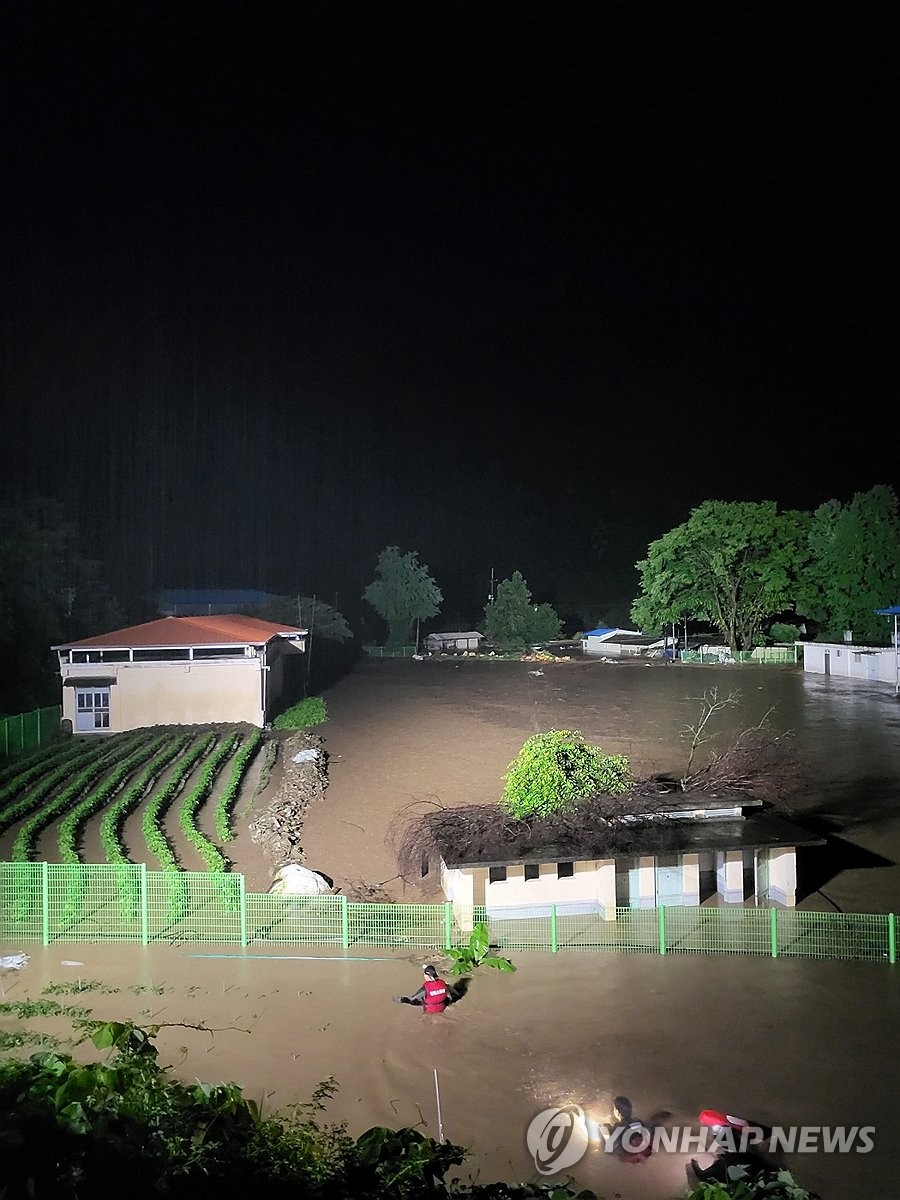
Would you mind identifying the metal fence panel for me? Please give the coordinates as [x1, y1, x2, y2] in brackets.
[0, 706, 61, 758]
[776, 909, 891, 962]
[247, 893, 344, 945]
[0, 862, 44, 942]
[348, 901, 448, 949]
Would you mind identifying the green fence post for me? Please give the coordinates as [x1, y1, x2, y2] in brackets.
[889, 913, 896, 965]
[1, 717, 7, 758]
[140, 864, 149, 945]
[340, 894, 350, 949]
[41, 861, 50, 946]
[658, 906, 666, 955]
[239, 874, 248, 947]
[550, 903, 558, 953]
[770, 907, 778, 958]
[36, 707, 42, 746]
[444, 902, 453, 950]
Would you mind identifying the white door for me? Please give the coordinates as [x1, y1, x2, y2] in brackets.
[75, 688, 111, 731]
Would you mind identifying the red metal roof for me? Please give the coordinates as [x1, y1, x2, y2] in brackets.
[55, 614, 306, 650]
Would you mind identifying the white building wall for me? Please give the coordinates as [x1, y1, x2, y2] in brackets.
[768, 847, 797, 906]
[802, 642, 898, 684]
[440, 862, 476, 931]
[61, 660, 265, 731]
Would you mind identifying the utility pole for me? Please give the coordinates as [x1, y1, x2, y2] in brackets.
[305, 594, 316, 694]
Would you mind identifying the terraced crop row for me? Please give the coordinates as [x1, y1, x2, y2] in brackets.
[0, 734, 140, 840]
[215, 728, 262, 843]
[141, 732, 218, 871]
[178, 731, 240, 872]
[0, 738, 88, 790]
[0, 738, 95, 817]
[9, 734, 145, 863]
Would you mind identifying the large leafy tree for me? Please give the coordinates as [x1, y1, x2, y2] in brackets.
[484, 571, 563, 649]
[259, 595, 353, 643]
[631, 501, 810, 650]
[802, 484, 900, 645]
[362, 546, 442, 647]
[0, 499, 122, 712]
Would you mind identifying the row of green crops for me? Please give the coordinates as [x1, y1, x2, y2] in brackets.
[141, 733, 219, 921]
[0, 737, 88, 792]
[99, 735, 194, 865]
[214, 727, 262, 843]
[57, 737, 173, 922]
[58, 736, 169, 865]
[5, 734, 144, 857]
[141, 733, 217, 871]
[0, 739, 95, 822]
[178, 732, 240, 872]
[99, 734, 195, 919]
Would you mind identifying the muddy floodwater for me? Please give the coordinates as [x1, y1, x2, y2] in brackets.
[4, 658, 900, 1199]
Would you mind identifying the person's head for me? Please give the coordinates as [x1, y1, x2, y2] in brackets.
[423, 964, 439, 980]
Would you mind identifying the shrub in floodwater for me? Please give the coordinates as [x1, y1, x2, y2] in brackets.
[501, 729, 631, 818]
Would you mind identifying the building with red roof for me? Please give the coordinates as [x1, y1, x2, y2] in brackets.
[54, 615, 306, 732]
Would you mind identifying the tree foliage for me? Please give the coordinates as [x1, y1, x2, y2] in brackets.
[501, 729, 632, 818]
[484, 571, 562, 649]
[801, 484, 900, 644]
[0, 498, 123, 713]
[363, 546, 442, 647]
[631, 501, 810, 650]
[259, 595, 354, 643]
[0, 1018, 596, 1199]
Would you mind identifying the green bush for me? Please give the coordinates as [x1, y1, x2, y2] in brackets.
[0, 1020, 598, 1199]
[501, 729, 632, 818]
[273, 696, 327, 730]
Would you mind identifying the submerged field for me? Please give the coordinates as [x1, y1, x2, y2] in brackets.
[3, 658, 900, 1198]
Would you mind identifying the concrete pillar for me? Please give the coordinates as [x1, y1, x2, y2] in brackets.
[440, 861, 475, 932]
[768, 847, 797, 907]
[636, 856, 657, 908]
[681, 852, 700, 906]
[716, 851, 745, 904]
[596, 860, 616, 920]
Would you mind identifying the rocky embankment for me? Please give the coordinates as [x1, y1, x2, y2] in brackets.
[248, 731, 327, 867]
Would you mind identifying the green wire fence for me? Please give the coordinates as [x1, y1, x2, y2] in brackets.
[0, 863, 895, 963]
[0, 707, 62, 759]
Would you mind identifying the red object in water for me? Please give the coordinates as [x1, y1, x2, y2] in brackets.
[699, 1109, 750, 1130]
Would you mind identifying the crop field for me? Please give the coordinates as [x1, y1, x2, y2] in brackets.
[0, 726, 262, 876]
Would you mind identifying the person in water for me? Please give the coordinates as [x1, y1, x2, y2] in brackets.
[393, 964, 451, 1012]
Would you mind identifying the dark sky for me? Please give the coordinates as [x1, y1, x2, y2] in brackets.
[1, 3, 897, 628]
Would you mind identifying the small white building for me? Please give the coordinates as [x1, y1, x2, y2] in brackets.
[801, 641, 898, 685]
[438, 795, 820, 926]
[425, 631, 486, 653]
[582, 627, 663, 657]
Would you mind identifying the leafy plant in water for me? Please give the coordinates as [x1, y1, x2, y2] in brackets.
[446, 921, 515, 976]
[501, 729, 631, 819]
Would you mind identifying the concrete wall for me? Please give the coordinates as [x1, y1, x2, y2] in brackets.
[442, 847, 798, 917]
[802, 642, 898, 684]
[61, 659, 265, 731]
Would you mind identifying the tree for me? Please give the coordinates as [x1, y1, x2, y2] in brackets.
[259, 595, 353, 643]
[631, 501, 810, 651]
[501, 729, 632, 818]
[0, 499, 123, 713]
[484, 571, 562, 649]
[802, 484, 900, 645]
[362, 546, 442, 647]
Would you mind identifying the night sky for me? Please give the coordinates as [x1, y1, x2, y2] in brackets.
[2, 4, 897, 630]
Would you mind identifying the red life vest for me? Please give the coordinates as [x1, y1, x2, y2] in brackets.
[422, 978, 448, 1013]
